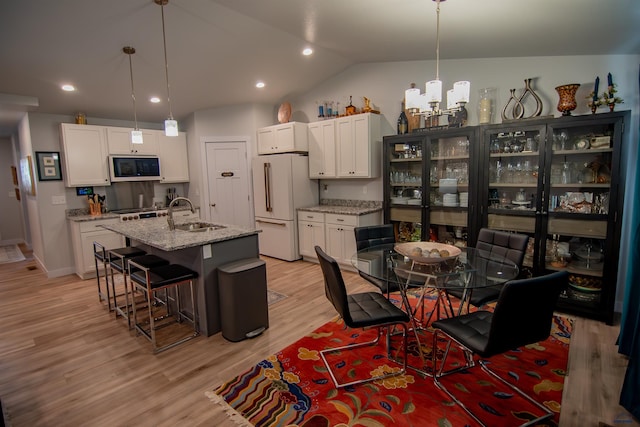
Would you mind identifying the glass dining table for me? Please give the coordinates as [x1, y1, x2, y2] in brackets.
[351, 242, 520, 376]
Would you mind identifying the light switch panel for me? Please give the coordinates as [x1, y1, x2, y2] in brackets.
[52, 195, 66, 205]
[202, 244, 212, 259]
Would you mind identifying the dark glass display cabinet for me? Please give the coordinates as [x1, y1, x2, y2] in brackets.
[383, 111, 629, 323]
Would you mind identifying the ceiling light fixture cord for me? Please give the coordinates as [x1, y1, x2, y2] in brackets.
[124, 46, 139, 130]
[159, 0, 173, 121]
[435, 0, 440, 81]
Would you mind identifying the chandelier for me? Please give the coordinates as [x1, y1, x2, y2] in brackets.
[155, 0, 179, 136]
[123, 46, 143, 144]
[405, 0, 470, 122]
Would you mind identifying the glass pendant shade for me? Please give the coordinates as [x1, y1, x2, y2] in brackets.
[131, 130, 143, 144]
[405, 86, 422, 110]
[454, 81, 470, 103]
[165, 119, 178, 136]
[426, 80, 443, 103]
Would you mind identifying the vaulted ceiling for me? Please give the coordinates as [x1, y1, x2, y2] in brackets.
[0, 0, 638, 137]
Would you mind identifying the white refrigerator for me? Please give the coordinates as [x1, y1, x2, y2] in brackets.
[252, 153, 319, 261]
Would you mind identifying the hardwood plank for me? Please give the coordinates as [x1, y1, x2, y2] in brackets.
[0, 245, 636, 426]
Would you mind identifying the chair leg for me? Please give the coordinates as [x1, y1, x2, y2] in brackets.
[320, 322, 408, 389]
[432, 330, 553, 427]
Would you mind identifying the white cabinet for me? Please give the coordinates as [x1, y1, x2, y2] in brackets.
[308, 120, 336, 178]
[106, 127, 158, 155]
[60, 123, 110, 186]
[336, 113, 381, 178]
[298, 210, 382, 269]
[69, 218, 125, 279]
[298, 211, 325, 259]
[157, 131, 189, 182]
[257, 122, 308, 155]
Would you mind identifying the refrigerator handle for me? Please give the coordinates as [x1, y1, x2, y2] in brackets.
[264, 162, 273, 212]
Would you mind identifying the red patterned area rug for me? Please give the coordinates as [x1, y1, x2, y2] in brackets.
[207, 292, 572, 427]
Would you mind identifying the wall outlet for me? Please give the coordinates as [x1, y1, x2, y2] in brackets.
[52, 195, 66, 205]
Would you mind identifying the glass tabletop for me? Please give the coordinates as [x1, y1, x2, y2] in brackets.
[351, 243, 519, 291]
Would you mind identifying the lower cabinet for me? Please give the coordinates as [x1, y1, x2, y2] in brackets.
[298, 212, 325, 259]
[298, 210, 382, 270]
[69, 218, 125, 279]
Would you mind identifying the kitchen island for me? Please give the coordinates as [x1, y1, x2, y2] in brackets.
[102, 217, 260, 337]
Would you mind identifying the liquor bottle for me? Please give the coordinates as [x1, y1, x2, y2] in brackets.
[397, 103, 408, 134]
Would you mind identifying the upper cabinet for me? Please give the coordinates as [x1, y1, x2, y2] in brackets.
[59, 123, 110, 186]
[336, 113, 381, 178]
[308, 120, 336, 178]
[60, 124, 190, 186]
[106, 127, 158, 155]
[157, 132, 189, 183]
[257, 122, 308, 155]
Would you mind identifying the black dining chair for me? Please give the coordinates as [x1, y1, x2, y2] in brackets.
[432, 271, 568, 427]
[447, 228, 529, 310]
[315, 246, 410, 388]
[354, 224, 402, 296]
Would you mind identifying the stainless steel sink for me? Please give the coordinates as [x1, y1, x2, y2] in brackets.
[174, 222, 226, 232]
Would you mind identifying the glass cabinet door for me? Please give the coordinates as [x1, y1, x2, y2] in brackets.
[483, 124, 546, 273]
[426, 129, 477, 247]
[384, 135, 426, 242]
[542, 118, 620, 317]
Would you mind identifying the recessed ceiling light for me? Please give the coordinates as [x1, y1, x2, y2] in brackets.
[150, 96, 161, 103]
[256, 82, 265, 88]
[302, 48, 313, 56]
[61, 84, 76, 92]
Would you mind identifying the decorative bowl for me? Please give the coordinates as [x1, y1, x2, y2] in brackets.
[394, 242, 461, 264]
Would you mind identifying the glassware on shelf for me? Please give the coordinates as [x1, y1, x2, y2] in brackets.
[561, 160, 572, 184]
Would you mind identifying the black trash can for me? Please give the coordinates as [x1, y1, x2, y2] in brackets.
[217, 258, 269, 342]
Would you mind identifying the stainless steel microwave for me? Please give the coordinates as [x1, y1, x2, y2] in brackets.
[109, 156, 161, 182]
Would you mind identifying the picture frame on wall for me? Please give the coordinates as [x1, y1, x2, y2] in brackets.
[35, 151, 62, 181]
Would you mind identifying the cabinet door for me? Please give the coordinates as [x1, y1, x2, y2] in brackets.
[308, 120, 336, 178]
[60, 124, 110, 186]
[336, 117, 355, 177]
[384, 134, 427, 242]
[79, 229, 124, 277]
[298, 220, 325, 258]
[158, 132, 189, 182]
[107, 127, 158, 155]
[336, 114, 380, 178]
[257, 128, 275, 154]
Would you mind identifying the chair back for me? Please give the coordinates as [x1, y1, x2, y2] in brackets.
[476, 228, 528, 268]
[354, 224, 395, 251]
[484, 271, 568, 357]
[315, 246, 352, 325]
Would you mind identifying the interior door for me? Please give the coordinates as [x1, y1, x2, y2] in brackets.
[205, 142, 251, 227]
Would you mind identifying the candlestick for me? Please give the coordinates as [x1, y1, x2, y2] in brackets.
[593, 76, 599, 101]
[607, 72, 613, 87]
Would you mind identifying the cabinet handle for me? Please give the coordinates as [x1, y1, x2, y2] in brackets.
[210, 203, 216, 207]
[336, 218, 344, 222]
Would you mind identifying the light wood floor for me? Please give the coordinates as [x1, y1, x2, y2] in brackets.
[0, 245, 637, 427]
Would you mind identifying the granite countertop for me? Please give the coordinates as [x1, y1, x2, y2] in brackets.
[101, 217, 259, 251]
[298, 199, 382, 216]
[66, 206, 195, 222]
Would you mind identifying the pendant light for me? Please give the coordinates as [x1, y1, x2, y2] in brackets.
[155, 0, 178, 136]
[123, 46, 143, 144]
[405, 0, 470, 120]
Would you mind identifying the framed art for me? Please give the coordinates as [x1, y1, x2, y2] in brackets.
[35, 151, 62, 181]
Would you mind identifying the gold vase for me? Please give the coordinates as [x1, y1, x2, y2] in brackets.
[555, 84, 580, 116]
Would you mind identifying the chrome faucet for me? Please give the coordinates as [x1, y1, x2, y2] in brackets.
[167, 197, 196, 230]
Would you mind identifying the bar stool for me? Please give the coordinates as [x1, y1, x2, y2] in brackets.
[129, 261, 199, 353]
[108, 247, 146, 327]
[93, 241, 112, 310]
[122, 254, 170, 328]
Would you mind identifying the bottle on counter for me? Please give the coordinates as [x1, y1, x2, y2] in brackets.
[397, 102, 408, 135]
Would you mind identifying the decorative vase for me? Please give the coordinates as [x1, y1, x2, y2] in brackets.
[477, 88, 496, 124]
[555, 84, 580, 116]
[608, 103, 615, 112]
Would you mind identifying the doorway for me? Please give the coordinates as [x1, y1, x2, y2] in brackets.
[203, 140, 252, 228]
